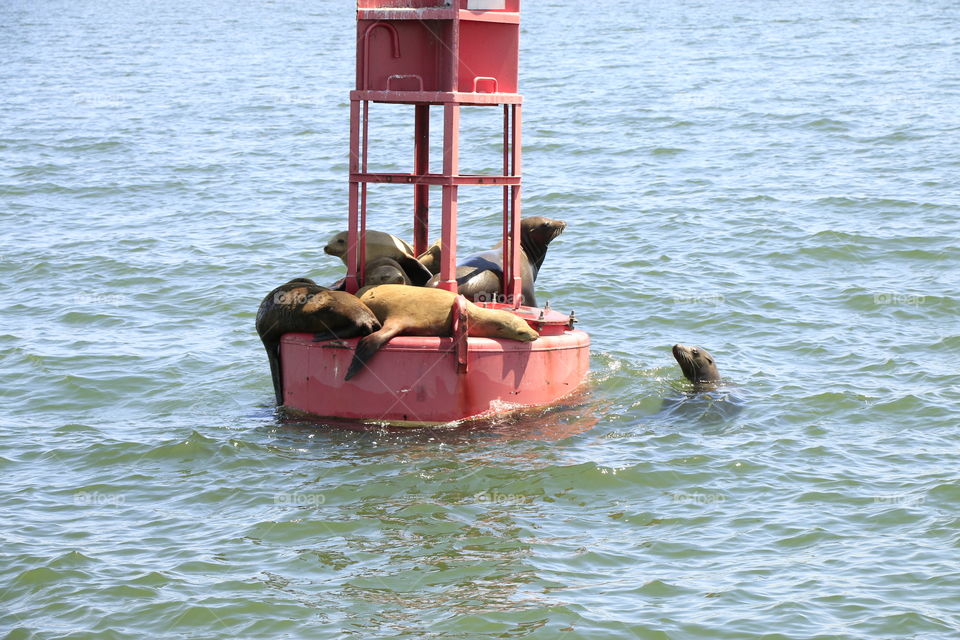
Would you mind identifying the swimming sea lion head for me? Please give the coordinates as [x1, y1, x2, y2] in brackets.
[672, 344, 721, 384]
[520, 217, 566, 269]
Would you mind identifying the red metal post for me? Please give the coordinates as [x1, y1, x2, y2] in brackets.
[509, 104, 523, 308]
[438, 103, 460, 293]
[413, 104, 430, 256]
[359, 101, 370, 286]
[449, 10, 460, 95]
[502, 104, 511, 305]
[346, 98, 361, 294]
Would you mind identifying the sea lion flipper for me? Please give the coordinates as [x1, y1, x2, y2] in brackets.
[345, 325, 400, 381]
[264, 343, 284, 405]
[393, 255, 434, 287]
[312, 330, 339, 342]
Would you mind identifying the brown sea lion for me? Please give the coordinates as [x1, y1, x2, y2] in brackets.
[256, 279, 381, 404]
[416, 239, 442, 275]
[425, 216, 566, 307]
[345, 284, 539, 381]
[672, 344, 722, 388]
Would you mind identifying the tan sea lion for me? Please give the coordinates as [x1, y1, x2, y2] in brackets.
[425, 216, 566, 307]
[672, 344, 722, 389]
[345, 284, 539, 381]
[324, 230, 433, 286]
[256, 279, 381, 404]
[416, 239, 442, 275]
[323, 229, 415, 264]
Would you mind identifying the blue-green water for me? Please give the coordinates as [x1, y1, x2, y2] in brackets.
[3, 1, 960, 638]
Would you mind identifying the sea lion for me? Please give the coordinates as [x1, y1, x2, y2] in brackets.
[672, 344, 722, 389]
[324, 229, 415, 265]
[256, 279, 381, 404]
[425, 216, 566, 307]
[365, 257, 410, 286]
[324, 230, 433, 286]
[345, 284, 539, 381]
[416, 239, 442, 275]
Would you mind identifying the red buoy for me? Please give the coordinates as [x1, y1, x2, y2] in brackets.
[281, 0, 590, 425]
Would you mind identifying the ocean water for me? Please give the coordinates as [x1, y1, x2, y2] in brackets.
[2, 0, 960, 638]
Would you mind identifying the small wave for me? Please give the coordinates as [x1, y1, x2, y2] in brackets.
[648, 147, 687, 155]
[815, 195, 945, 209]
[805, 117, 851, 131]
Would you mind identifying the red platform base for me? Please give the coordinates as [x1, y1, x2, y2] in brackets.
[279, 329, 590, 426]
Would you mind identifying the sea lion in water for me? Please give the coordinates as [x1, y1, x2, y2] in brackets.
[416, 239, 442, 275]
[672, 344, 722, 389]
[256, 278, 381, 404]
[425, 216, 566, 307]
[345, 284, 539, 381]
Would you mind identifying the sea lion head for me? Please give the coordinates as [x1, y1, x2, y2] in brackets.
[672, 344, 721, 385]
[299, 290, 381, 333]
[416, 239, 443, 275]
[324, 230, 416, 259]
[469, 304, 540, 342]
[323, 231, 349, 258]
[365, 257, 410, 286]
[520, 217, 566, 269]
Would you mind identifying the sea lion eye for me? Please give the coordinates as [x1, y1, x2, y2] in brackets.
[691, 349, 699, 356]
[707, 358, 713, 364]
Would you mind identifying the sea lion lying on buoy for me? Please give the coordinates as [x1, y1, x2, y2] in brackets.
[324, 229, 415, 264]
[416, 239, 442, 275]
[345, 284, 539, 381]
[672, 344, 722, 389]
[323, 230, 433, 286]
[365, 257, 410, 286]
[256, 278, 381, 404]
[425, 216, 566, 307]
